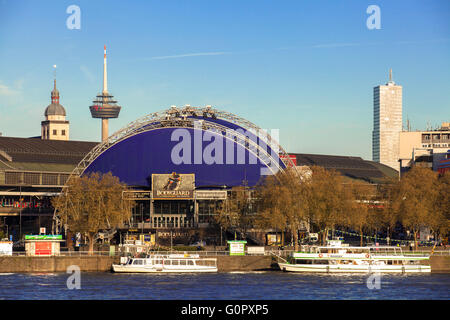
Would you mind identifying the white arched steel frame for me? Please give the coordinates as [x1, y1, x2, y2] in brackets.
[52, 105, 296, 233]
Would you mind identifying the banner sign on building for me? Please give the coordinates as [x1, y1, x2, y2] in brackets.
[123, 191, 152, 200]
[35, 242, 52, 255]
[195, 190, 227, 200]
[266, 233, 282, 246]
[227, 240, 247, 256]
[25, 235, 62, 240]
[0, 241, 13, 256]
[279, 154, 297, 166]
[152, 173, 195, 199]
[157, 231, 190, 239]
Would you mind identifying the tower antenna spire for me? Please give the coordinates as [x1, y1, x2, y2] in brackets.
[103, 45, 108, 94]
[53, 64, 57, 90]
[90, 45, 121, 142]
[389, 68, 393, 83]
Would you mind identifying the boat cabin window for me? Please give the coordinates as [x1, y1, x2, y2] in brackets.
[172, 260, 179, 265]
[133, 259, 143, 265]
[180, 260, 187, 266]
[188, 260, 194, 266]
[295, 260, 311, 264]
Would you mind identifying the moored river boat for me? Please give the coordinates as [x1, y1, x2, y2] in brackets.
[112, 253, 218, 273]
[278, 240, 431, 273]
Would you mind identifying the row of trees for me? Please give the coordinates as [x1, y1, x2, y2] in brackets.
[216, 166, 450, 251]
[382, 167, 449, 248]
[53, 167, 449, 254]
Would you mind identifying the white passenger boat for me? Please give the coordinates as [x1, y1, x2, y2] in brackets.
[112, 253, 218, 273]
[278, 240, 431, 273]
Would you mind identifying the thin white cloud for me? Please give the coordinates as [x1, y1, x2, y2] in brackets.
[80, 65, 95, 83]
[311, 42, 361, 49]
[13, 78, 25, 90]
[148, 51, 231, 60]
[0, 82, 20, 96]
[395, 38, 450, 45]
[310, 38, 449, 49]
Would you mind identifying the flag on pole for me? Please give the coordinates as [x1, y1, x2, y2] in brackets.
[431, 242, 437, 255]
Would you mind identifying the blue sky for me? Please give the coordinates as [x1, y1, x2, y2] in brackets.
[0, 0, 449, 160]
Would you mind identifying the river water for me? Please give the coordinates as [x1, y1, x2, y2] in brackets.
[0, 272, 449, 300]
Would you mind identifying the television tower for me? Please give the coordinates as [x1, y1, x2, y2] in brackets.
[89, 45, 121, 142]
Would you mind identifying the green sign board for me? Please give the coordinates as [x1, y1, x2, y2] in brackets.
[227, 240, 247, 256]
[25, 235, 63, 240]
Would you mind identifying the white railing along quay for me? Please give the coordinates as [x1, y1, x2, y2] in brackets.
[403, 250, 450, 256]
[136, 251, 235, 256]
[8, 251, 114, 257]
[6, 249, 450, 257]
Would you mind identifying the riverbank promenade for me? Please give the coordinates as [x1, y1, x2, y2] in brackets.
[1, 247, 449, 273]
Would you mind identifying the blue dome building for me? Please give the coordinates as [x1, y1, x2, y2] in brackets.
[63, 105, 294, 240]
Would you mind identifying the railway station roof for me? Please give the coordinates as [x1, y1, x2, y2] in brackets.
[292, 153, 398, 183]
[0, 136, 98, 172]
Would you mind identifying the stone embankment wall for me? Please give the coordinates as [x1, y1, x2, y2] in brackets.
[0, 255, 447, 273]
[429, 256, 450, 273]
[211, 255, 274, 272]
[0, 256, 119, 273]
[0, 255, 274, 273]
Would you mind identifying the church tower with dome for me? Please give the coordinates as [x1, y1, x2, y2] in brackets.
[41, 69, 70, 141]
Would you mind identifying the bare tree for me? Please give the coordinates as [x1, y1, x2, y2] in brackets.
[391, 167, 439, 249]
[346, 182, 378, 246]
[307, 166, 351, 244]
[255, 168, 309, 251]
[215, 185, 254, 240]
[434, 171, 450, 242]
[52, 172, 134, 254]
[377, 179, 400, 243]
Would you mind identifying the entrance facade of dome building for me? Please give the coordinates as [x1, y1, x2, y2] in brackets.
[54, 105, 294, 245]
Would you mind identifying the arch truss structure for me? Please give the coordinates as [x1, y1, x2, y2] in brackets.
[52, 105, 297, 233]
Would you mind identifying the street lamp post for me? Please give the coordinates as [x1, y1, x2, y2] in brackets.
[19, 179, 23, 242]
[3, 217, 8, 240]
[140, 203, 144, 235]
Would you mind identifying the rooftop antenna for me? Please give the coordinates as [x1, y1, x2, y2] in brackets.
[50, 65, 60, 105]
[388, 68, 395, 84]
[103, 45, 107, 94]
[53, 64, 57, 89]
[89, 45, 121, 142]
